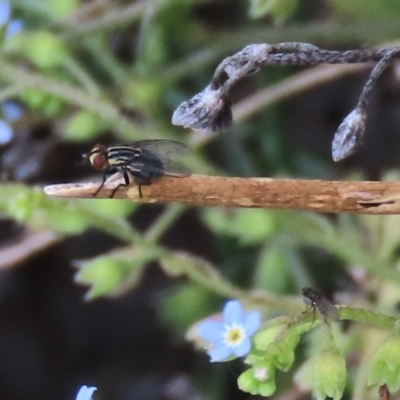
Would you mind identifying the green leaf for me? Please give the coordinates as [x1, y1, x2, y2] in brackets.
[65, 111, 106, 141]
[122, 79, 163, 113]
[254, 322, 304, 371]
[16, 31, 69, 68]
[75, 256, 132, 300]
[369, 336, 400, 391]
[249, 0, 298, 22]
[48, 0, 79, 17]
[161, 285, 217, 335]
[74, 246, 156, 300]
[203, 208, 276, 245]
[0, 185, 136, 240]
[21, 89, 64, 117]
[327, 0, 400, 21]
[254, 244, 295, 293]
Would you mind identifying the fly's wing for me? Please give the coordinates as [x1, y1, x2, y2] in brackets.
[315, 297, 340, 321]
[124, 160, 190, 178]
[161, 162, 191, 177]
[129, 140, 191, 177]
[131, 140, 189, 162]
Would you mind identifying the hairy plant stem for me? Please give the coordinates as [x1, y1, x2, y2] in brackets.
[338, 306, 399, 330]
[0, 60, 137, 136]
[145, 204, 186, 243]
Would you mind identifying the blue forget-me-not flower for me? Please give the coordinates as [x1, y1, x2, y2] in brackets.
[0, 1, 23, 39]
[199, 300, 261, 362]
[75, 385, 97, 400]
[0, 1, 23, 145]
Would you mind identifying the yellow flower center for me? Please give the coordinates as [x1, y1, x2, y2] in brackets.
[224, 325, 245, 346]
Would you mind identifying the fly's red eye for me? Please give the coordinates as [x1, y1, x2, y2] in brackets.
[90, 153, 108, 170]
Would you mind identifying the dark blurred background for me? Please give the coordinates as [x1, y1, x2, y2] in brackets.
[0, 0, 400, 399]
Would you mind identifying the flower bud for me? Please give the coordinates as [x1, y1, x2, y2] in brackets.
[254, 323, 302, 371]
[369, 336, 400, 391]
[331, 107, 366, 162]
[294, 347, 346, 400]
[311, 347, 346, 400]
[172, 85, 232, 132]
[238, 361, 276, 396]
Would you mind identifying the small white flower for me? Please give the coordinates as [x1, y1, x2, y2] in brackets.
[254, 366, 269, 381]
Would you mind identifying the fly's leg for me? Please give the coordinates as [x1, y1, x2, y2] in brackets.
[110, 171, 131, 198]
[134, 177, 152, 199]
[93, 173, 107, 197]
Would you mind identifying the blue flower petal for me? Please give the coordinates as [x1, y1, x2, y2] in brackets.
[198, 320, 223, 343]
[5, 19, 23, 39]
[232, 337, 251, 357]
[0, 1, 10, 27]
[208, 343, 232, 362]
[2, 101, 23, 121]
[223, 300, 244, 325]
[76, 385, 97, 400]
[243, 311, 261, 336]
[0, 119, 12, 144]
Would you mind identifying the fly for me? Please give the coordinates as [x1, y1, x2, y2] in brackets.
[302, 287, 340, 322]
[85, 139, 191, 198]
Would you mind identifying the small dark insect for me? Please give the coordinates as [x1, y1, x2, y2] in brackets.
[302, 287, 340, 322]
[85, 139, 191, 198]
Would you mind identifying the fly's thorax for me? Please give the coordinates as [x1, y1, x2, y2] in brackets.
[302, 288, 322, 307]
[88, 144, 109, 171]
[106, 145, 141, 168]
[302, 287, 340, 321]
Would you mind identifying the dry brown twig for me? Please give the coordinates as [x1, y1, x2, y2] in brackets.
[45, 175, 400, 214]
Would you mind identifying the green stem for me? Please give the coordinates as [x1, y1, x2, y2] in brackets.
[0, 60, 138, 136]
[161, 250, 245, 297]
[145, 204, 186, 243]
[338, 306, 398, 331]
[60, 2, 148, 39]
[0, 61, 215, 175]
[62, 56, 101, 96]
[160, 250, 304, 314]
[0, 85, 21, 102]
[162, 48, 220, 83]
[82, 36, 128, 82]
[327, 237, 400, 285]
[268, 305, 400, 335]
[352, 329, 385, 400]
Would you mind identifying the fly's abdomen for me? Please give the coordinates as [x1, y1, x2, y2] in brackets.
[128, 149, 165, 181]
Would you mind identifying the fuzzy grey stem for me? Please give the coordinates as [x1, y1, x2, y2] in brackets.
[172, 43, 400, 134]
[357, 48, 400, 110]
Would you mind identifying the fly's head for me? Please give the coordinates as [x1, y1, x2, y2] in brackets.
[87, 144, 109, 171]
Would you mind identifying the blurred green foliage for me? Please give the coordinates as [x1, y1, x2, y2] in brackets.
[249, 0, 298, 22]
[0, 0, 400, 399]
